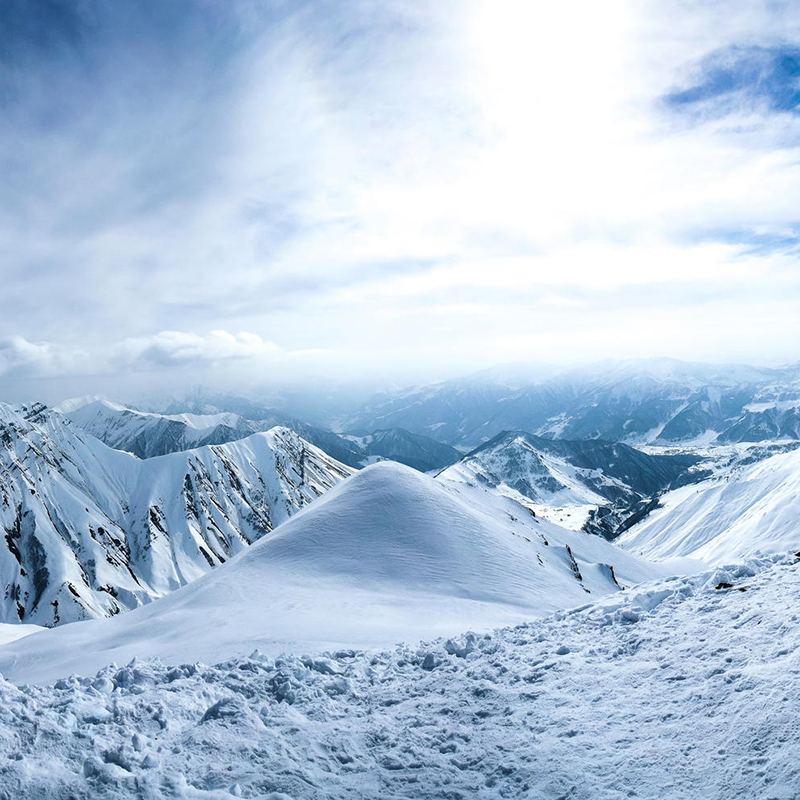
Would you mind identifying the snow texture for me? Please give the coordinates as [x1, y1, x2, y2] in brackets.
[0, 554, 795, 798]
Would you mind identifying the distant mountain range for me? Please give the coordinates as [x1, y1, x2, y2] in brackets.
[62, 398, 460, 473]
[343, 358, 800, 449]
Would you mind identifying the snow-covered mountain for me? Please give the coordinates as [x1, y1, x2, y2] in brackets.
[0, 402, 352, 626]
[438, 430, 701, 531]
[346, 357, 800, 449]
[341, 428, 461, 471]
[717, 401, 800, 443]
[61, 398, 292, 458]
[62, 398, 459, 472]
[618, 446, 800, 563]
[0, 461, 696, 683]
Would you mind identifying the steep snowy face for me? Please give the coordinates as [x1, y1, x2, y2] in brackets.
[618, 446, 800, 563]
[0, 403, 353, 626]
[0, 462, 698, 682]
[437, 431, 699, 530]
[62, 399, 294, 459]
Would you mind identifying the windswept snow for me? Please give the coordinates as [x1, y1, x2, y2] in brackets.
[0, 554, 795, 798]
[0, 462, 695, 685]
[619, 446, 800, 563]
[0, 623, 43, 646]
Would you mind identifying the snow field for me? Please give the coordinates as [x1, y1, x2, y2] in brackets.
[0, 554, 796, 799]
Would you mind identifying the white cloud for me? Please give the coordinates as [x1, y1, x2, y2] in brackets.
[113, 330, 280, 370]
[0, 337, 90, 378]
[0, 331, 279, 381]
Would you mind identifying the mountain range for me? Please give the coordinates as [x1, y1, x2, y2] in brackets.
[62, 398, 460, 472]
[0, 460, 692, 684]
[343, 358, 800, 449]
[1, 363, 800, 799]
[438, 430, 702, 533]
[0, 402, 352, 626]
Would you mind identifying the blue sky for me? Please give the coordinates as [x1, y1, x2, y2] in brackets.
[2, 0, 800, 399]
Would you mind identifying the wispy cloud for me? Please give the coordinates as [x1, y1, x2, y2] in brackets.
[0, 330, 280, 379]
[2, 0, 800, 395]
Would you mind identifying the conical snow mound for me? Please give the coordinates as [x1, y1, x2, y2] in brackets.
[249, 460, 563, 605]
[0, 462, 695, 684]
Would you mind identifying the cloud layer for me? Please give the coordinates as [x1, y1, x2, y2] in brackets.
[2, 0, 800, 397]
[0, 330, 280, 379]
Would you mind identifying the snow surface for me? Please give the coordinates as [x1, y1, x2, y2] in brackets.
[0, 623, 43, 646]
[619, 446, 800, 563]
[0, 554, 795, 798]
[0, 462, 696, 686]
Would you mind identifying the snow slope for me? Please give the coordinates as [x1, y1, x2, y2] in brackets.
[0, 403, 352, 625]
[618, 446, 800, 563]
[0, 554, 794, 798]
[438, 431, 698, 530]
[0, 462, 695, 685]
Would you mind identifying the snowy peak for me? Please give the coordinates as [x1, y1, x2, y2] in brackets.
[0, 403, 353, 626]
[62, 398, 276, 458]
[438, 430, 700, 531]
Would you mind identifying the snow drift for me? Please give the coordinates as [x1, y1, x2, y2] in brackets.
[0, 555, 794, 798]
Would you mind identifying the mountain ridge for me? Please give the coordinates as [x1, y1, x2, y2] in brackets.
[0, 402, 353, 626]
